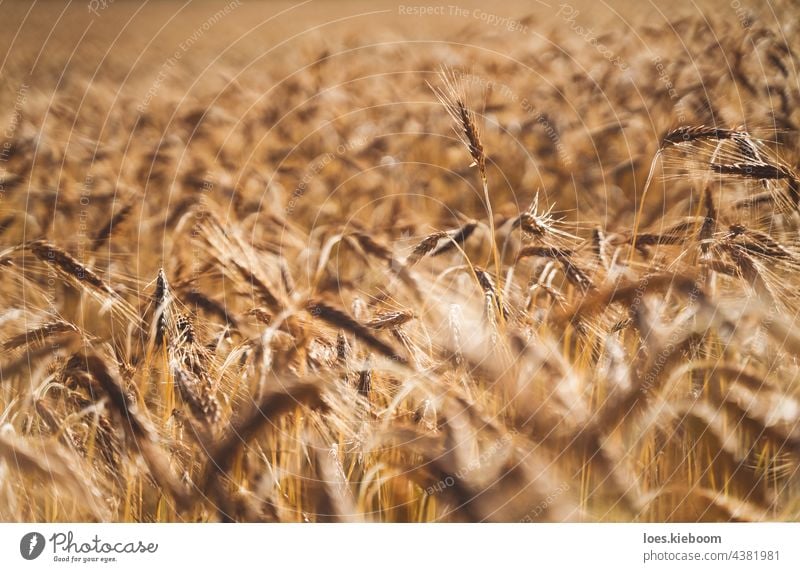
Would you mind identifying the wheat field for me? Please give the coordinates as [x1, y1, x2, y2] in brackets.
[1, 0, 799, 523]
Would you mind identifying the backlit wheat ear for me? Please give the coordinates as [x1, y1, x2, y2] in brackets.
[2, 320, 80, 351]
[153, 268, 171, 346]
[169, 320, 221, 426]
[660, 125, 746, 147]
[633, 125, 755, 256]
[407, 231, 447, 266]
[710, 161, 797, 181]
[306, 299, 408, 365]
[152, 268, 221, 427]
[432, 221, 478, 257]
[517, 246, 594, 293]
[407, 221, 479, 267]
[22, 240, 138, 322]
[429, 67, 486, 177]
[365, 310, 415, 330]
[170, 361, 221, 426]
[473, 267, 508, 319]
[429, 67, 503, 306]
[28, 240, 115, 296]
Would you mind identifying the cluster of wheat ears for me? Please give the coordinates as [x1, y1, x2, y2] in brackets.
[1, 7, 800, 522]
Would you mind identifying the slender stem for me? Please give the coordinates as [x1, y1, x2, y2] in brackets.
[629, 151, 661, 261]
[482, 173, 504, 323]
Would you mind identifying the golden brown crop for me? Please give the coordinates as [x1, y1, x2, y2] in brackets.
[0, 0, 799, 523]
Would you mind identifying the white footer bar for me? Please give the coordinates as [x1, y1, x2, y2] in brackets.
[2, 523, 798, 571]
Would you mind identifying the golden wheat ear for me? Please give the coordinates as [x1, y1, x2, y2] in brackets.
[428, 66, 486, 177]
[429, 66, 504, 304]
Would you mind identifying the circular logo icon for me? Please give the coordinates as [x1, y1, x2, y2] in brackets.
[20, 532, 45, 560]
